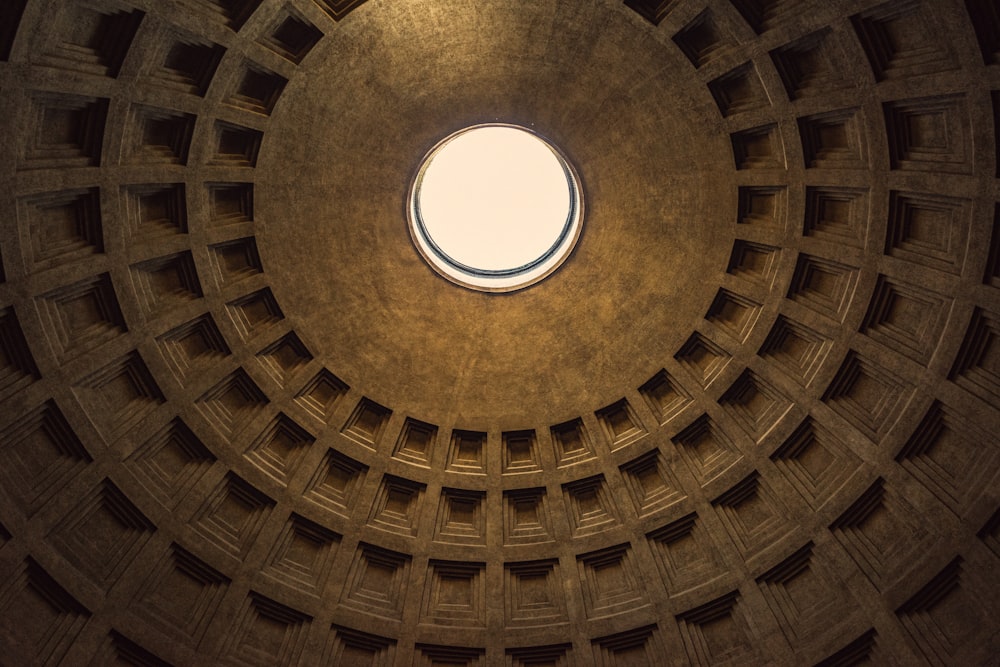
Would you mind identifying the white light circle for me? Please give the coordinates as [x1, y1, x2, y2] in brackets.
[409, 124, 583, 292]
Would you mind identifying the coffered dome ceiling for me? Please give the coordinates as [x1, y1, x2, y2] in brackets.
[0, 0, 999, 664]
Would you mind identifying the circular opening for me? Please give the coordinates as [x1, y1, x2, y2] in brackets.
[409, 124, 583, 292]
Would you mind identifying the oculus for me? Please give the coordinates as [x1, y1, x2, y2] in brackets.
[408, 124, 583, 292]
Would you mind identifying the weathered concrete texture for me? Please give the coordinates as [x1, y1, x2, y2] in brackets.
[260, 0, 731, 427]
[0, 0, 998, 664]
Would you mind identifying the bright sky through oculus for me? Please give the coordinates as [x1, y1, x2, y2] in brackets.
[409, 125, 582, 292]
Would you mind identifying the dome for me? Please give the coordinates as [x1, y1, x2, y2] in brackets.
[0, 0, 998, 664]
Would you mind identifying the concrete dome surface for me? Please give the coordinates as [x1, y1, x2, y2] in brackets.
[0, 0, 999, 664]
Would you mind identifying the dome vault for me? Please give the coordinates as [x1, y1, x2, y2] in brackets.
[0, 0, 999, 665]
